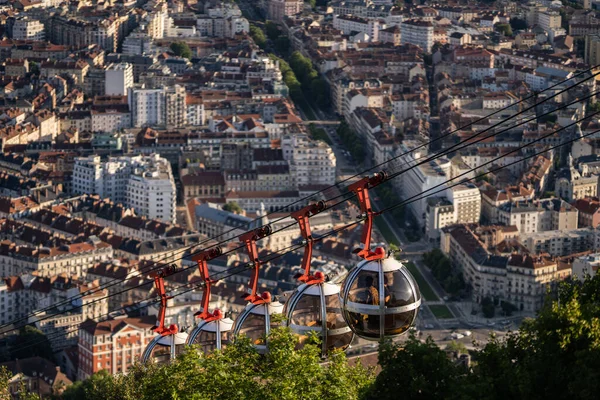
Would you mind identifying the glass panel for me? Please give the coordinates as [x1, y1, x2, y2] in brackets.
[324, 294, 346, 331]
[343, 311, 381, 339]
[291, 295, 322, 327]
[383, 309, 416, 336]
[151, 343, 171, 365]
[193, 330, 218, 353]
[384, 271, 415, 307]
[326, 331, 353, 352]
[239, 314, 266, 345]
[348, 271, 380, 306]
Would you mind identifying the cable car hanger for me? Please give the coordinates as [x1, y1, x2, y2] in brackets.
[347, 171, 388, 261]
[291, 200, 326, 284]
[191, 247, 224, 321]
[150, 265, 180, 337]
[240, 225, 273, 304]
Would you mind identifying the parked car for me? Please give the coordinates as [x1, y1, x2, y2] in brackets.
[463, 330, 472, 337]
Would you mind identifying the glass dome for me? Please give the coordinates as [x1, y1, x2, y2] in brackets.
[187, 316, 234, 353]
[340, 255, 421, 340]
[232, 300, 284, 354]
[142, 331, 189, 364]
[284, 281, 353, 357]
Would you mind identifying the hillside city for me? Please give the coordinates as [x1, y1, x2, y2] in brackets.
[0, 0, 599, 397]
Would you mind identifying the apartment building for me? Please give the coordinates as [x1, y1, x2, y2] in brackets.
[77, 316, 156, 380]
[333, 15, 381, 42]
[0, 238, 113, 278]
[400, 19, 434, 52]
[442, 225, 570, 312]
[72, 154, 176, 223]
[11, 17, 45, 41]
[556, 166, 599, 201]
[497, 199, 578, 234]
[281, 134, 337, 187]
[520, 228, 596, 257]
[268, 0, 303, 23]
[572, 197, 600, 228]
[128, 85, 186, 128]
[573, 252, 600, 280]
[105, 63, 134, 96]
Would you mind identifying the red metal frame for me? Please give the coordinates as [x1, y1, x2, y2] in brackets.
[347, 171, 387, 261]
[150, 265, 179, 336]
[191, 247, 223, 320]
[291, 201, 326, 283]
[239, 225, 272, 304]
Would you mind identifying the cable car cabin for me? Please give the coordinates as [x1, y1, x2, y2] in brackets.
[232, 295, 284, 354]
[142, 331, 189, 364]
[186, 310, 234, 353]
[284, 278, 353, 357]
[340, 255, 421, 340]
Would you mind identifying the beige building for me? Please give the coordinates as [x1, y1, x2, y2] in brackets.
[497, 198, 578, 234]
[268, 0, 303, 23]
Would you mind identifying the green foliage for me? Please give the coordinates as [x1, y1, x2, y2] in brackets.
[10, 326, 54, 362]
[509, 17, 528, 31]
[265, 21, 280, 41]
[481, 296, 496, 318]
[0, 366, 11, 399]
[494, 23, 513, 37]
[306, 0, 316, 9]
[500, 300, 517, 317]
[223, 201, 243, 214]
[169, 42, 192, 59]
[364, 335, 462, 400]
[446, 340, 468, 355]
[589, 102, 600, 114]
[308, 124, 332, 144]
[65, 327, 374, 400]
[422, 249, 465, 297]
[336, 120, 365, 163]
[274, 36, 291, 54]
[250, 25, 267, 48]
[289, 51, 330, 109]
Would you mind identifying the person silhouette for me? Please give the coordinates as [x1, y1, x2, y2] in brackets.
[365, 276, 379, 305]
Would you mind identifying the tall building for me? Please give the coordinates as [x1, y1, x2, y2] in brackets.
[401, 19, 434, 52]
[282, 134, 337, 187]
[105, 63, 134, 96]
[11, 17, 45, 41]
[77, 316, 156, 380]
[73, 154, 176, 223]
[585, 34, 600, 67]
[268, 0, 303, 23]
[128, 85, 186, 128]
[448, 184, 481, 224]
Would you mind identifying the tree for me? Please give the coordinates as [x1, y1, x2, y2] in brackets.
[250, 25, 266, 48]
[494, 23, 513, 37]
[265, 21, 280, 41]
[64, 327, 374, 400]
[446, 340, 468, 355]
[170, 42, 192, 59]
[223, 201, 243, 214]
[509, 17, 527, 31]
[364, 335, 462, 400]
[275, 36, 291, 54]
[10, 326, 54, 361]
[481, 296, 495, 318]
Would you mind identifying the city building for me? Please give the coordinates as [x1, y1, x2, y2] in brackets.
[128, 85, 186, 128]
[77, 316, 156, 380]
[573, 252, 600, 280]
[105, 63, 134, 96]
[11, 17, 45, 41]
[401, 19, 434, 52]
[268, 0, 303, 23]
[72, 155, 176, 223]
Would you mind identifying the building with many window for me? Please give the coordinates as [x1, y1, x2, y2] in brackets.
[401, 19, 434, 52]
[72, 154, 176, 223]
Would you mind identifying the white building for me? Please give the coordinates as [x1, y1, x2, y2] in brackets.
[401, 19, 434, 52]
[448, 184, 481, 224]
[282, 134, 337, 187]
[72, 154, 176, 223]
[12, 17, 45, 41]
[333, 15, 381, 42]
[105, 63, 134, 96]
[573, 252, 600, 280]
[537, 11, 561, 31]
[394, 143, 450, 227]
[128, 85, 186, 128]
